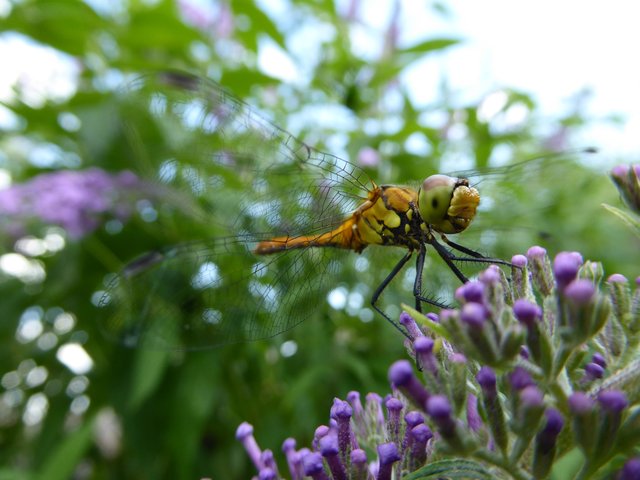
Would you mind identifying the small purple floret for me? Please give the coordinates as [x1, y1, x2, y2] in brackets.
[620, 458, 640, 480]
[564, 280, 596, 305]
[585, 362, 605, 379]
[527, 246, 547, 259]
[508, 367, 535, 391]
[405, 411, 425, 428]
[476, 366, 497, 393]
[511, 254, 528, 267]
[520, 386, 544, 407]
[460, 302, 487, 328]
[568, 392, 595, 414]
[513, 299, 542, 327]
[553, 251, 583, 290]
[399, 311, 424, 339]
[455, 281, 484, 303]
[592, 353, 606, 368]
[608, 273, 628, 283]
[479, 265, 501, 285]
[426, 395, 452, 420]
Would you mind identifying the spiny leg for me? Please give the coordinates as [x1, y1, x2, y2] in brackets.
[440, 235, 513, 268]
[413, 244, 450, 310]
[371, 250, 414, 339]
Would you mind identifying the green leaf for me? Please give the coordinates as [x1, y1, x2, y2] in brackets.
[403, 458, 495, 479]
[35, 415, 95, 480]
[397, 37, 462, 55]
[602, 203, 640, 237]
[401, 303, 452, 341]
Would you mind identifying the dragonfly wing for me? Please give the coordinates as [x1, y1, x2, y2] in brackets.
[99, 71, 377, 348]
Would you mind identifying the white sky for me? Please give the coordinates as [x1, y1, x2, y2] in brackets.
[0, 0, 639, 159]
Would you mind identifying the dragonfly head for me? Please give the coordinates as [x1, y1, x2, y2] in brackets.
[418, 175, 480, 234]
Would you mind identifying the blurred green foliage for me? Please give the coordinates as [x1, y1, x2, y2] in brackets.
[0, 0, 637, 478]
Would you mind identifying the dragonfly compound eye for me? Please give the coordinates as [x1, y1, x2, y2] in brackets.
[418, 175, 480, 234]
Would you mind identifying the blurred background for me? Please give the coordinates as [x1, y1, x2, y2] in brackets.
[0, 0, 638, 478]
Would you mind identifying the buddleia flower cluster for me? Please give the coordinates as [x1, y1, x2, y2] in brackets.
[237, 245, 640, 479]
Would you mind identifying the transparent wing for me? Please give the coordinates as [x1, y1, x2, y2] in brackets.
[97, 71, 378, 349]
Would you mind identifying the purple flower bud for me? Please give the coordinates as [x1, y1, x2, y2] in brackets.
[449, 352, 467, 364]
[302, 452, 330, 479]
[319, 434, 347, 480]
[564, 280, 596, 305]
[313, 425, 330, 451]
[476, 366, 497, 395]
[426, 312, 439, 323]
[585, 362, 605, 379]
[597, 390, 628, 413]
[330, 398, 354, 458]
[405, 411, 425, 428]
[426, 395, 452, 421]
[455, 281, 484, 304]
[619, 457, 640, 480]
[520, 345, 530, 359]
[409, 424, 432, 468]
[259, 467, 277, 480]
[282, 438, 303, 480]
[399, 311, 424, 339]
[460, 302, 488, 328]
[527, 246, 547, 259]
[513, 298, 542, 327]
[553, 251, 583, 290]
[350, 448, 368, 479]
[592, 353, 606, 368]
[411, 423, 433, 443]
[385, 397, 403, 445]
[508, 367, 535, 391]
[388, 360, 429, 408]
[520, 386, 544, 407]
[479, 265, 501, 285]
[376, 442, 401, 480]
[608, 273, 628, 284]
[414, 336, 438, 374]
[568, 392, 595, 414]
[236, 422, 263, 470]
[261, 449, 278, 474]
[467, 394, 482, 432]
[511, 254, 528, 268]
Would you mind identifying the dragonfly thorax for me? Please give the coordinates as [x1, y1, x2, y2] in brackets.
[418, 174, 480, 234]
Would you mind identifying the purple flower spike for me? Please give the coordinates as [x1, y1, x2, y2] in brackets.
[385, 397, 403, 444]
[455, 281, 485, 304]
[513, 299, 542, 327]
[388, 360, 430, 408]
[511, 254, 528, 268]
[282, 438, 303, 480]
[508, 367, 535, 391]
[476, 366, 497, 396]
[236, 422, 264, 470]
[302, 452, 330, 480]
[376, 443, 401, 480]
[399, 311, 424, 340]
[597, 390, 628, 413]
[564, 280, 596, 305]
[553, 251, 583, 290]
[350, 449, 368, 479]
[619, 458, 640, 480]
[330, 398, 354, 456]
[460, 302, 488, 328]
[319, 434, 347, 480]
[568, 392, 595, 414]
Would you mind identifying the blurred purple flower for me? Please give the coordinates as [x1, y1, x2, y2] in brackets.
[0, 168, 146, 239]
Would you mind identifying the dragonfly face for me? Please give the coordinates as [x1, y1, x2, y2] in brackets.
[418, 175, 480, 235]
[97, 71, 517, 350]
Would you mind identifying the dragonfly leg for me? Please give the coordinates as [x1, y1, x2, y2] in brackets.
[413, 244, 450, 310]
[440, 235, 513, 268]
[427, 236, 470, 283]
[371, 250, 414, 339]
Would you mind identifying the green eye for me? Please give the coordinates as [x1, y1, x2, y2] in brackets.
[418, 175, 480, 234]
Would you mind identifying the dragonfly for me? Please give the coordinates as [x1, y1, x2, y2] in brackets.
[98, 71, 560, 350]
